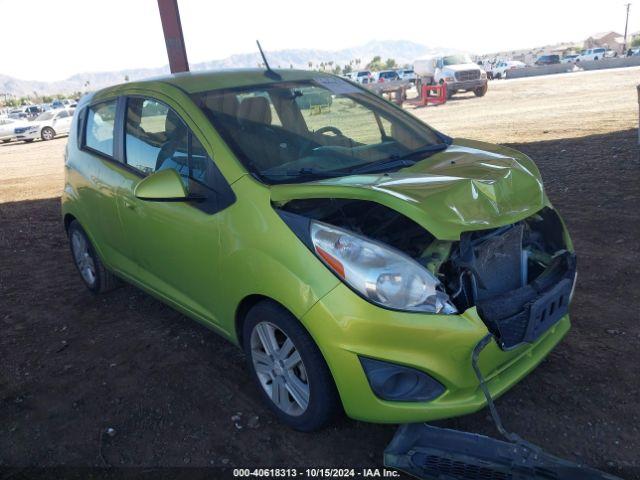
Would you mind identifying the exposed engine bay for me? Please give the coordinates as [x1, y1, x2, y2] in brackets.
[280, 198, 576, 350]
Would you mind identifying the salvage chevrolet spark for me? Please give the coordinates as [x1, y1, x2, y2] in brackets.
[62, 70, 576, 431]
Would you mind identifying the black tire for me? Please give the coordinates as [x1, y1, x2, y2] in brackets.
[41, 126, 55, 141]
[242, 300, 341, 432]
[594, 56, 599, 61]
[495, 72, 502, 79]
[474, 84, 488, 97]
[68, 220, 119, 294]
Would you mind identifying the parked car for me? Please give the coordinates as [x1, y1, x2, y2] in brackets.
[0, 117, 28, 143]
[534, 54, 560, 65]
[8, 107, 29, 119]
[576, 48, 606, 62]
[561, 55, 579, 64]
[396, 68, 417, 83]
[62, 70, 576, 431]
[491, 60, 526, 79]
[347, 70, 372, 84]
[372, 70, 400, 83]
[414, 53, 488, 98]
[14, 108, 75, 142]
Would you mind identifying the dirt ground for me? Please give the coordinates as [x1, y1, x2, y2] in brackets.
[1, 67, 639, 479]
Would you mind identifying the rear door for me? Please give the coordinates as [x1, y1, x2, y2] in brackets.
[115, 95, 235, 324]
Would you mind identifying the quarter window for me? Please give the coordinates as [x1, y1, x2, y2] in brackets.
[85, 101, 117, 157]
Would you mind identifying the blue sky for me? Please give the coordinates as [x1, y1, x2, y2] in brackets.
[1, 0, 637, 80]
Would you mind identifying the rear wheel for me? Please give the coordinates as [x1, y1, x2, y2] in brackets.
[68, 220, 119, 293]
[243, 300, 341, 431]
[41, 127, 55, 141]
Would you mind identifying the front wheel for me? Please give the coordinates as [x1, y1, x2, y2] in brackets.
[474, 84, 488, 97]
[41, 127, 55, 141]
[243, 300, 341, 431]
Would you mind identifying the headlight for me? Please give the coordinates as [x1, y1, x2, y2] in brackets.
[444, 76, 455, 82]
[310, 221, 457, 314]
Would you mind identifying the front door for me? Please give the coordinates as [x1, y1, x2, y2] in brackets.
[116, 96, 235, 326]
[54, 110, 73, 134]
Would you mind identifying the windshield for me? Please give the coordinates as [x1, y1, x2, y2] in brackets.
[192, 78, 445, 184]
[35, 111, 55, 121]
[442, 54, 472, 66]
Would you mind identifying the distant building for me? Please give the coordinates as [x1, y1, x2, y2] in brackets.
[584, 31, 625, 54]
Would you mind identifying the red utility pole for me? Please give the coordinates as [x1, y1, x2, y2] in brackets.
[157, 0, 189, 73]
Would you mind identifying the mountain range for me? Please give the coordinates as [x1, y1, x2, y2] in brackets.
[0, 40, 445, 97]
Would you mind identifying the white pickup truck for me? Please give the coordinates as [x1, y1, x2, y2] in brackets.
[576, 48, 606, 62]
[414, 53, 488, 98]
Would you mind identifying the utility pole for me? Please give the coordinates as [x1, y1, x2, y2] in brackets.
[157, 0, 189, 73]
[623, 3, 631, 53]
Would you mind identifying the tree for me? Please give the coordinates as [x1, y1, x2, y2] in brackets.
[366, 55, 384, 71]
[632, 37, 640, 47]
[124, 75, 130, 82]
[332, 65, 342, 75]
[384, 58, 397, 69]
[343, 64, 353, 74]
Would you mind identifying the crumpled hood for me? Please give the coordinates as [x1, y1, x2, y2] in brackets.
[270, 139, 546, 240]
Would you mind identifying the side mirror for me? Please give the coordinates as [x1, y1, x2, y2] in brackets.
[134, 168, 188, 201]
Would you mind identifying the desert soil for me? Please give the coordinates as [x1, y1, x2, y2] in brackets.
[1, 67, 639, 479]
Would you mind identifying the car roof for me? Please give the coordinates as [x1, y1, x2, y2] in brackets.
[95, 69, 340, 97]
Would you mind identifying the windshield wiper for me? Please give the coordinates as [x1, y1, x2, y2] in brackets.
[396, 142, 449, 161]
[265, 168, 342, 182]
[347, 143, 449, 174]
[348, 158, 416, 174]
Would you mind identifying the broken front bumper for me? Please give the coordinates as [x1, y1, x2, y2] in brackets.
[302, 283, 570, 424]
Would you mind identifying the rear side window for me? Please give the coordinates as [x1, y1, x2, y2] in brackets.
[85, 100, 117, 157]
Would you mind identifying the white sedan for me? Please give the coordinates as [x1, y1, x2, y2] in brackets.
[14, 108, 75, 142]
[491, 60, 526, 79]
[0, 117, 29, 143]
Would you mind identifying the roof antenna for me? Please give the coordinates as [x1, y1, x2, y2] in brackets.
[256, 40, 281, 80]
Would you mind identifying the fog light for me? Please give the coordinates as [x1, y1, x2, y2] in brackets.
[360, 357, 445, 402]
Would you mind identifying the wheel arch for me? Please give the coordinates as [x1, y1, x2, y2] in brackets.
[235, 294, 291, 347]
[63, 213, 77, 233]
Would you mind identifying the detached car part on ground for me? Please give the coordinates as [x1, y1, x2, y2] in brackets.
[63, 70, 576, 434]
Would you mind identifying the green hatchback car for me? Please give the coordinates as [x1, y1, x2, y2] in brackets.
[62, 69, 576, 431]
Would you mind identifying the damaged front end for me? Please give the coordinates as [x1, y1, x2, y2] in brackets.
[278, 197, 575, 351]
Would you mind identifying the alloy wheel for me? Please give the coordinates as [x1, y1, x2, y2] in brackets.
[42, 128, 54, 140]
[71, 230, 96, 287]
[250, 321, 310, 416]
